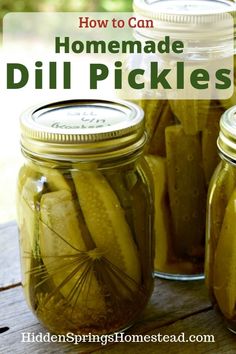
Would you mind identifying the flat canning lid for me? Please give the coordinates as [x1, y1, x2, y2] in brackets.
[20, 99, 146, 161]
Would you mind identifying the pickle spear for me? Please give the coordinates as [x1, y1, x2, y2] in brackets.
[165, 125, 206, 257]
[205, 162, 236, 291]
[18, 164, 37, 194]
[145, 155, 172, 271]
[140, 99, 165, 144]
[220, 58, 236, 109]
[220, 81, 236, 110]
[18, 174, 46, 308]
[39, 189, 106, 317]
[148, 102, 175, 156]
[207, 162, 235, 250]
[220, 91, 236, 110]
[72, 170, 141, 291]
[169, 100, 210, 135]
[213, 188, 236, 319]
[20, 177, 45, 256]
[27, 162, 71, 192]
[128, 166, 153, 284]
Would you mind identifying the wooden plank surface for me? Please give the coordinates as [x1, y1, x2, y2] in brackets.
[0, 222, 235, 353]
[93, 310, 236, 354]
[0, 221, 21, 289]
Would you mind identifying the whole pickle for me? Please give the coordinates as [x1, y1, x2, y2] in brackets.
[213, 188, 236, 320]
[39, 189, 106, 324]
[71, 170, 141, 295]
[127, 164, 154, 287]
[145, 155, 172, 271]
[18, 171, 47, 309]
[205, 162, 236, 292]
[220, 80, 236, 110]
[28, 163, 71, 192]
[165, 125, 206, 258]
[139, 99, 165, 145]
[220, 92, 236, 110]
[148, 102, 175, 156]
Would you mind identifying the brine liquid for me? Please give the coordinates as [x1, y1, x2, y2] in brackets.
[25, 253, 149, 335]
[18, 160, 153, 335]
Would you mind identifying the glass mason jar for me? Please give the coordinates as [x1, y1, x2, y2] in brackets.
[128, 0, 236, 280]
[205, 106, 236, 334]
[17, 99, 154, 335]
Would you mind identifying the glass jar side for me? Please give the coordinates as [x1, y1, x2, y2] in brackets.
[141, 99, 226, 280]
[129, 0, 236, 280]
[17, 155, 154, 335]
[205, 159, 236, 333]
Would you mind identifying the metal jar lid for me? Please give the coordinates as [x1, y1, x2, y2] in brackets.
[133, 0, 235, 53]
[20, 99, 146, 161]
[218, 105, 236, 161]
[133, 0, 236, 19]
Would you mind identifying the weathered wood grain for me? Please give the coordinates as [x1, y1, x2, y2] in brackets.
[93, 310, 236, 354]
[0, 221, 21, 289]
[0, 285, 234, 354]
[0, 286, 101, 354]
[0, 279, 211, 354]
[0, 280, 211, 336]
[0, 222, 235, 353]
[131, 278, 211, 333]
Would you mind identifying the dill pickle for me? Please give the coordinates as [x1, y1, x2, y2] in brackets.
[207, 162, 235, 252]
[145, 155, 172, 271]
[148, 102, 175, 156]
[169, 100, 210, 135]
[18, 164, 38, 193]
[39, 189, 106, 324]
[127, 160, 154, 287]
[220, 81, 236, 110]
[71, 170, 141, 290]
[220, 56, 236, 109]
[165, 125, 206, 258]
[205, 162, 236, 295]
[28, 163, 71, 192]
[220, 92, 236, 110]
[17, 171, 47, 309]
[139, 99, 165, 146]
[213, 188, 236, 320]
[105, 170, 135, 233]
[145, 153, 202, 275]
[105, 171, 132, 211]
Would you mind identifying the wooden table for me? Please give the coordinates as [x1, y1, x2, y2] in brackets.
[0, 221, 235, 353]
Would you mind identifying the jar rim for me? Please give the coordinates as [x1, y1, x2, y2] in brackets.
[20, 99, 146, 161]
[133, 0, 236, 21]
[133, 0, 236, 50]
[218, 105, 236, 161]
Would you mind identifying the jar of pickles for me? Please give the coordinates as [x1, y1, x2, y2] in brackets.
[17, 99, 154, 335]
[205, 106, 236, 334]
[130, 0, 236, 280]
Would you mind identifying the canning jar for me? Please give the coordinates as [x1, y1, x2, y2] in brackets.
[129, 0, 236, 280]
[17, 99, 154, 335]
[205, 106, 236, 334]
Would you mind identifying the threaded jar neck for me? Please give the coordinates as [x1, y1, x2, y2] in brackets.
[20, 99, 146, 163]
[218, 105, 236, 163]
